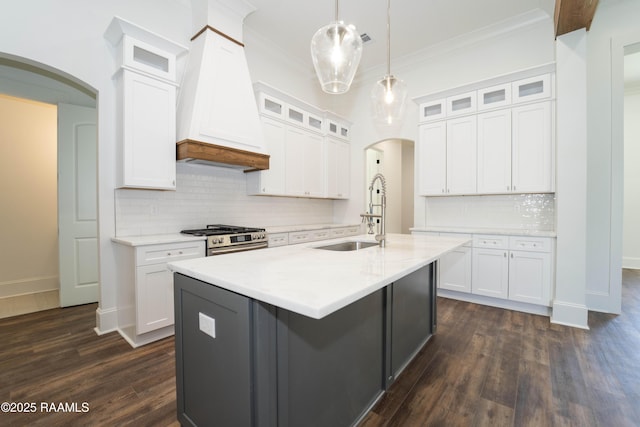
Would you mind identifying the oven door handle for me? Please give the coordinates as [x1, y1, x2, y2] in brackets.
[208, 242, 269, 256]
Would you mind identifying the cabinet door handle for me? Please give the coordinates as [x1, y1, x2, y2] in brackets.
[504, 252, 507, 258]
[510, 253, 514, 258]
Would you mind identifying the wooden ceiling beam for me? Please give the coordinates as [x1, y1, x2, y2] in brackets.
[554, 0, 600, 37]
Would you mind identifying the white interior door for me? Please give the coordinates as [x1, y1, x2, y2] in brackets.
[58, 103, 98, 307]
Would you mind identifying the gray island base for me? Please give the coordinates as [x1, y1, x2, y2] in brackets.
[174, 262, 436, 427]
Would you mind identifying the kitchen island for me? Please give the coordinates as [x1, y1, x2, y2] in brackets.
[168, 233, 469, 427]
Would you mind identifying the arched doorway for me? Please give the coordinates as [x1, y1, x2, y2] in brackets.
[0, 55, 98, 317]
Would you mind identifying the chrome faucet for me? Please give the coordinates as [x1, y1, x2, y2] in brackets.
[360, 173, 386, 247]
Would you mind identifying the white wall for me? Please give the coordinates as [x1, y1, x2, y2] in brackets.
[623, 89, 640, 269]
[585, 0, 640, 313]
[0, 95, 57, 298]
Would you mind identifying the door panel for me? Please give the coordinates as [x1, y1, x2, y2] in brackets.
[58, 103, 98, 307]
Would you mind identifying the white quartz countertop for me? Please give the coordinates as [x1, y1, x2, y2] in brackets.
[411, 226, 556, 238]
[111, 233, 206, 247]
[168, 233, 470, 319]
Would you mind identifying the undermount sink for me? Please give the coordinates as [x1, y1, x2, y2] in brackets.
[314, 241, 380, 251]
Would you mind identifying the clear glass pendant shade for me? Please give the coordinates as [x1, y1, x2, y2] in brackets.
[371, 75, 407, 125]
[310, 21, 363, 94]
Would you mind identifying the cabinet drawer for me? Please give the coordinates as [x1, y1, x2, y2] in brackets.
[288, 231, 314, 244]
[331, 227, 349, 238]
[268, 233, 289, 247]
[311, 229, 333, 241]
[509, 236, 552, 253]
[136, 241, 205, 266]
[473, 234, 508, 249]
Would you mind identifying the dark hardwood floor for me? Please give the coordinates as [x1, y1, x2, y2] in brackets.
[2, 270, 639, 426]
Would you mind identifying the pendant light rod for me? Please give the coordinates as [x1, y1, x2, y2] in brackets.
[386, 0, 391, 76]
[335, 0, 339, 20]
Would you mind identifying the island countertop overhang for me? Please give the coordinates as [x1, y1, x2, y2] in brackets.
[168, 233, 470, 319]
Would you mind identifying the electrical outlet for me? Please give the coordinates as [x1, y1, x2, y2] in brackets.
[199, 312, 216, 339]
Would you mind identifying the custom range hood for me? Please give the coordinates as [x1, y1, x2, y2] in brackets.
[176, 0, 269, 171]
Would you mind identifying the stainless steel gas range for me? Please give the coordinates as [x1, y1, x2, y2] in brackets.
[180, 224, 268, 256]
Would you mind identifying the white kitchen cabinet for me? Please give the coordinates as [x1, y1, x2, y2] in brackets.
[418, 122, 447, 196]
[477, 102, 553, 194]
[118, 71, 177, 190]
[440, 246, 472, 293]
[326, 137, 350, 199]
[472, 247, 509, 299]
[135, 263, 174, 334]
[325, 113, 350, 140]
[512, 74, 551, 104]
[512, 101, 553, 193]
[284, 226, 360, 246]
[446, 91, 477, 117]
[508, 250, 551, 306]
[472, 234, 553, 306]
[257, 92, 285, 120]
[246, 117, 287, 195]
[415, 67, 555, 197]
[115, 239, 205, 347]
[477, 109, 512, 194]
[507, 235, 553, 306]
[249, 120, 325, 198]
[331, 226, 360, 238]
[418, 116, 477, 196]
[477, 83, 511, 111]
[285, 127, 324, 197]
[410, 231, 472, 292]
[268, 232, 289, 247]
[418, 98, 446, 122]
[106, 20, 184, 190]
[446, 116, 477, 195]
[249, 83, 349, 199]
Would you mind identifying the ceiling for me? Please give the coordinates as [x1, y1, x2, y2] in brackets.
[244, 0, 557, 74]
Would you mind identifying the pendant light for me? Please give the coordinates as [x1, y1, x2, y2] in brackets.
[371, 0, 407, 125]
[310, 0, 363, 94]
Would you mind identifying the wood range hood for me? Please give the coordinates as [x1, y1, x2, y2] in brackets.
[176, 139, 269, 172]
[176, 0, 269, 172]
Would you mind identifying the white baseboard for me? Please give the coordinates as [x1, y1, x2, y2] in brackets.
[622, 257, 640, 270]
[0, 275, 58, 298]
[551, 300, 589, 329]
[94, 306, 118, 335]
[438, 289, 551, 316]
